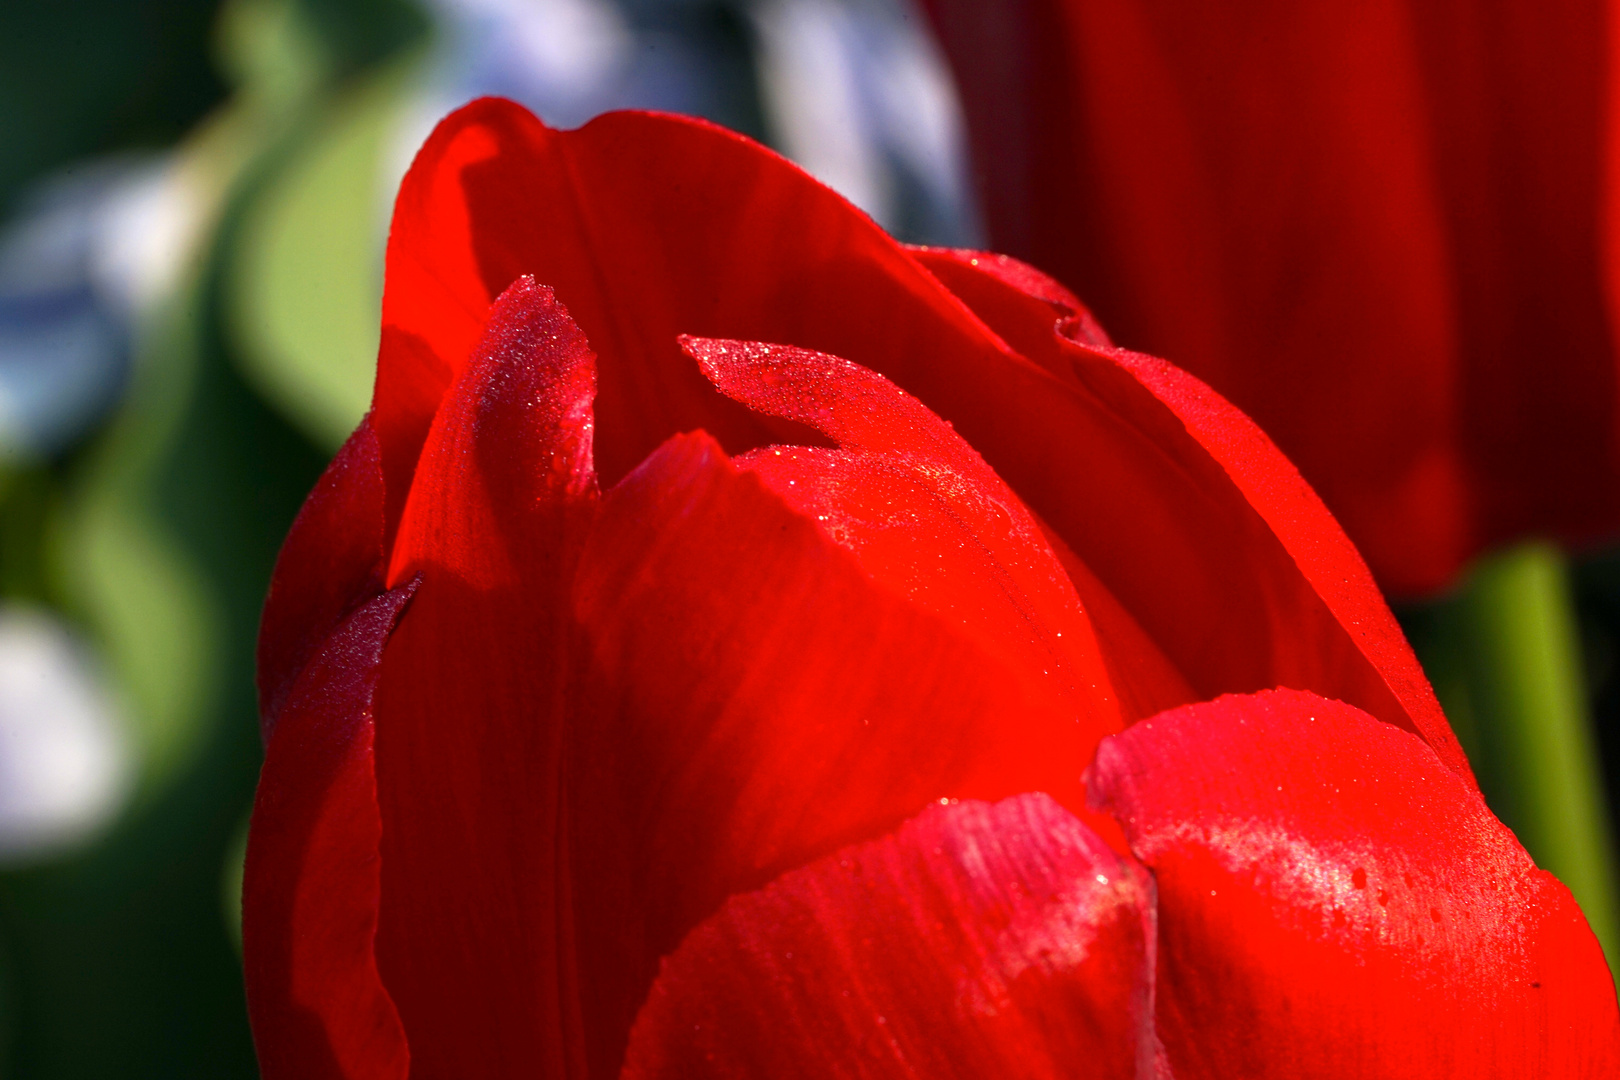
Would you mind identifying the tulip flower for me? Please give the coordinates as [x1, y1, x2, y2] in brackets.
[244, 100, 1620, 1077]
[920, 0, 1620, 599]
[918, 0, 1620, 981]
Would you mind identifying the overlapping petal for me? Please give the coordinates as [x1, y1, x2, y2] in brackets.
[243, 584, 415, 1080]
[621, 794, 1157, 1080]
[1090, 688, 1620, 1078]
[908, 246, 1466, 780]
[688, 335, 1120, 742]
[257, 417, 386, 739]
[569, 427, 1119, 1073]
[372, 98, 1469, 780]
[370, 277, 598, 1078]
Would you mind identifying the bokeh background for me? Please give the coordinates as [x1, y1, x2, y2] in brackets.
[0, 1, 1618, 1075]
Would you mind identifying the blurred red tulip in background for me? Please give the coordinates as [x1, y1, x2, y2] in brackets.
[243, 100, 1619, 1078]
[923, 0, 1620, 598]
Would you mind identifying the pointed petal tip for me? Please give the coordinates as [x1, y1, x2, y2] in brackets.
[680, 335, 852, 414]
[676, 334, 734, 390]
[386, 272, 600, 588]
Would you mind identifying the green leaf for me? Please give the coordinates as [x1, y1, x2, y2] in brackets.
[1404, 542, 1620, 970]
[228, 52, 422, 450]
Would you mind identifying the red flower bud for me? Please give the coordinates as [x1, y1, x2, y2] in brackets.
[245, 101, 1617, 1078]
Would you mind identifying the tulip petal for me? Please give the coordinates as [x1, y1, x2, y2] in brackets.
[925, 0, 1620, 597]
[257, 416, 386, 740]
[687, 335, 1120, 741]
[1032, 515, 1199, 722]
[244, 583, 416, 1080]
[570, 430, 1122, 1076]
[909, 245, 1470, 786]
[373, 97, 1015, 490]
[620, 793, 1157, 1080]
[1088, 688, 1620, 1078]
[381, 99, 1465, 781]
[921, 0, 1472, 596]
[370, 277, 597, 1078]
[1407, 2, 1619, 566]
[910, 245, 1113, 351]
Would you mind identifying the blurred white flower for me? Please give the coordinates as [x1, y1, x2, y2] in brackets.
[390, 0, 639, 190]
[425, 0, 635, 126]
[750, 0, 980, 244]
[392, 0, 977, 244]
[0, 606, 132, 861]
[0, 155, 205, 459]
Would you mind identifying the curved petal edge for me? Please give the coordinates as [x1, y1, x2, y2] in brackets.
[244, 582, 417, 1080]
[1088, 688, 1619, 1079]
[257, 416, 387, 741]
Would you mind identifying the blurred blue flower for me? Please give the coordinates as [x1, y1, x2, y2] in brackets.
[0, 156, 201, 460]
[750, 0, 980, 245]
[393, 0, 978, 245]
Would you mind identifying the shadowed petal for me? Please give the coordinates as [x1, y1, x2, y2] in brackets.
[923, 0, 1620, 595]
[908, 246, 1470, 786]
[244, 583, 416, 1080]
[371, 277, 598, 1079]
[257, 417, 386, 741]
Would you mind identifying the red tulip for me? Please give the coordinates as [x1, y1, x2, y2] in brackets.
[244, 99, 1619, 1078]
[923, 0, 1620, 597]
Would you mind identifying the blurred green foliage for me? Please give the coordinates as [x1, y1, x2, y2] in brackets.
[0, 0, 228, 216]
[230, 50, 419, 450]
[1403, 544, 1620, 972]
[0, 0, 427, 1074]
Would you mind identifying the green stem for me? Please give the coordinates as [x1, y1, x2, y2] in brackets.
[1408, 542, 1619, 968]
